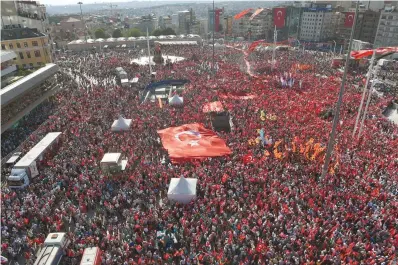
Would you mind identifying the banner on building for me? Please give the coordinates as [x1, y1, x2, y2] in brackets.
[273, 7, 286, 28]
[344, 12, 355, 27]
[234, 8, 253, 20]
[250, 8, 264, 20]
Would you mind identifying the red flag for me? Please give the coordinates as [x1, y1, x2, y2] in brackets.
[344, 12, 355, 27]
[203, 101, 224, 113]
[242, 152, 255, 164]
[221, 173, 229, 183]
[351, 47, 398, 59]
[219, 92, 257, 100]
[273, 7, 286, 28]
[234, 8, 253, 20]
[248, 40, 265, 52]
[157, 123, 232, 160]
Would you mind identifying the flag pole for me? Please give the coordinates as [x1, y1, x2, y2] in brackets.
[358, 64, 379, 139]
[352, 50, 375, 137]
[272, 25, 277, 71]
[212, 0, 215, 78]
[146, 28, 152, 76]
[320, 0, 359, 180]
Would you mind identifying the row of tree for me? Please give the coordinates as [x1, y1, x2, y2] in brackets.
[94, 27, 176, 39]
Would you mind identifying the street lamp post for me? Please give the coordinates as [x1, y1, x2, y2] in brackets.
[320, 0, 359, 180]
[212, 0, 215, 77]
[332, 40, 336, 54]
[77, 2, 87, 42]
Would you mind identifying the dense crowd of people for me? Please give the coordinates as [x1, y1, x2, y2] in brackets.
[1, 43, 397, 265]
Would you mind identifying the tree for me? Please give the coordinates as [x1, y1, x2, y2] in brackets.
[162, 28, 176, 36]
[94, 28, 107, 39]
[152, 27, 176, 36]
[127, 28, 143, 37]
[112, 28, 123, 38]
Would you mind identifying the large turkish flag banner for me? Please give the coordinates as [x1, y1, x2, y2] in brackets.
[344, 12, 355, 27]
[273, 7, 286, 28]
[157, 123, 232, 159]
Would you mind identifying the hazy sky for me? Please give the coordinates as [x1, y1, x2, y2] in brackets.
[41, 0, 135, 5]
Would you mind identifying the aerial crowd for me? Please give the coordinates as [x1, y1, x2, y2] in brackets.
[1, 43, 397, 265]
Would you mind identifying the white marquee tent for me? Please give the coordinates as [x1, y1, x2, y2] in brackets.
[111, 116, 132, 131]
[168, 95, 183, 106]
[167, 177, 197, 204]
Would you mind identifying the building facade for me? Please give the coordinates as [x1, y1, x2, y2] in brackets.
[299, 8, 334, 42]
[1, 0, 49, 34]
[338, 9, 380, 46]
[232, 8, 273, 41]
[374, 9, 398, 47]
[178, 9, 197, 35]
[1, 27, 52, 69]
[208, 8, 223, 33]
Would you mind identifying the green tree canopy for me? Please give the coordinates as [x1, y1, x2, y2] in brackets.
[127, 28, 143, 37]
[94, 28, 107, 39]
[152, 27, 176, 36]
[112, 28, 123, 38]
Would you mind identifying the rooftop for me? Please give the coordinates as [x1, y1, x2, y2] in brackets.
[1, 27, 45, 41]
[1, 51, 17, 63]
[62, 17, 81, 23]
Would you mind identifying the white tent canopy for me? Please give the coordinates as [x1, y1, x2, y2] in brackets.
[111, 116, 132, 131]
[169, 95, 183, 106]
[167, 177, 197, 204]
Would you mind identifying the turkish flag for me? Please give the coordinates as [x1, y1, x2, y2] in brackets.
[344, 12, 355, 27]
[273, 7, 286, 28]
[157, 123, 232, 160]
[242, 152, 255, 164]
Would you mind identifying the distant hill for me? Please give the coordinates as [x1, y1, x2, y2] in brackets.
[46, 1, 282, 15]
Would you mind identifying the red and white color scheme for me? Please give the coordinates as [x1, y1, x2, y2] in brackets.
[351, 47, 398, 59]
[203, 101, 224, 113]
[273, 7, 286, 28]
[157, 123, 232, 162]
[344, 12, 355, 27]
[80, 247, 102, 265]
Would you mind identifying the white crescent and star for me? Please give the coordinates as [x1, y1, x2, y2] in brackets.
[175, 130, 202, 147]
[277, 10, 283, 20]
[348, 14, 354, 21]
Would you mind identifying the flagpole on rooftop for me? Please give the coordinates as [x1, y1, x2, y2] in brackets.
[146, 28, 152, 76]
[320, 0, 359, 180]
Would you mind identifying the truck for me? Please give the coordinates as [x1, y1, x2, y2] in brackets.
[33, 233, 70, 265]
[80, 247, 102, 265]
[7, 132, 62, 189]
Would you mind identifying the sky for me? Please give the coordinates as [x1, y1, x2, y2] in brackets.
[40, 0, 134, 5]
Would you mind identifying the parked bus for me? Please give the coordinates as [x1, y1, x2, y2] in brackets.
[33, 233, 70, 265]
[80, 247, 102, 265]
[7, 132, 62, 189]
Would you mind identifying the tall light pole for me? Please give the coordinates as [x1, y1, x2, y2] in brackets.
[212, 0, 215, 77]
[77, 2, 87, 42]
[320, 1, 359, 180]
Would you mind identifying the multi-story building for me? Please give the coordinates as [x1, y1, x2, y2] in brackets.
[208, 8, 223, 33]
[1, 27, 52, 69]
[222, 16, 233, 36]
[158, 16, 173, 30]
[299, 7, 334, 42]
[1, 0, 49, 34]
[374, 8, 398, 47]
[199, 19, 208, 37]
[232, 8, 273, 41]
[178, 9, 197, 35]
[128, 15, 157, 33]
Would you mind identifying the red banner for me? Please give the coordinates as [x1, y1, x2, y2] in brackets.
[344, 12, 355, 27]
[215, 9, 222, 32]
[234, 8, 253, 20]
[250, 8, 264, 20]
[219, 92, 257, 100]
[273, 7, 286, 28]
[157, 123, 232, 160]
[351, 47, 398, 59]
